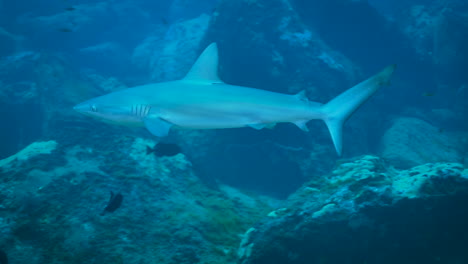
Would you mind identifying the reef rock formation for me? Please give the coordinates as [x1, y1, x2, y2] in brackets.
[133, 14, 211, 81]
[238, 155, 468, 264]
[0, 26, 20, 57]
[0, 138, 274, 264]
[207, 0, 358, 99]
[380, 117, 465, 168]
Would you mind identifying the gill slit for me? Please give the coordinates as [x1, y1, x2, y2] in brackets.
[131, 104, 152, 117]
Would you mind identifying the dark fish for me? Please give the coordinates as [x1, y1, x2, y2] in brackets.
[64, 7, 76, 11]
[160, 17, 169, 25]
[101, 191, 123, 215]
[0, 249, 7, 264]
[146, 143, 182, 157]
[57, 28, 73, 33]
[422, 92, 435, 97]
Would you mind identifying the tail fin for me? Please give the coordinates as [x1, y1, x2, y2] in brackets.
[321, 65, 396, 156]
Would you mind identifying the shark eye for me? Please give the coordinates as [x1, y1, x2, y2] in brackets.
[90, 105, 97, 112]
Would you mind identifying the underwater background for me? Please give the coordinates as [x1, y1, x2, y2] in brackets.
[0, 0, 467, 263]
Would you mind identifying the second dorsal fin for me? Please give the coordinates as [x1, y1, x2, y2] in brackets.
[294, 90, 308, 102]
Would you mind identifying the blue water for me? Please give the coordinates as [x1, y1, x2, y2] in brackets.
[0, 0, 467, 263]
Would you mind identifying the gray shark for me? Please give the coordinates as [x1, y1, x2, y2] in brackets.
[74, 43, 395, 155]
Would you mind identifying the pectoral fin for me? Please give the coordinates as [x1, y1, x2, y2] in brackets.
[144, 116, 173, 137]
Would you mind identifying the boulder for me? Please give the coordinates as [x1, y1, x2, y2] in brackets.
[132, 14, 211, 81]
[380, 117, 464, 168]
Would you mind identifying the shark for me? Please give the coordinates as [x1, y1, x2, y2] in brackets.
[74, 43, 395, 155]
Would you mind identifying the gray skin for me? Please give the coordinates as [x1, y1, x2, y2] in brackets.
[74, 43, 395, 155]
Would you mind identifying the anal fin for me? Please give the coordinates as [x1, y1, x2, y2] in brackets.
[293, 120, 309, 132]
[248, 123, 276, 130]
[248, 124, 266, 130]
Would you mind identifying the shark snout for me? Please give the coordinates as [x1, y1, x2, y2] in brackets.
[73, 101, 95, 114]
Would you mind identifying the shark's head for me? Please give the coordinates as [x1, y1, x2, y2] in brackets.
[73, 99, 104, 118]
[73, 96, 138, 125]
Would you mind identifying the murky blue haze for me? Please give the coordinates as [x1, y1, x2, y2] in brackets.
[0, 0, 467, 263]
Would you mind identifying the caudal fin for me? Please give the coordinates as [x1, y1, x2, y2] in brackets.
[321, 65, 396, 156]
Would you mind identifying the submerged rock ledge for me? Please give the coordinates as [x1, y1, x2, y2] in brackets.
[239, 155, 468, 264]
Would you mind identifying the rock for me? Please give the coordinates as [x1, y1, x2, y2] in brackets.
[0, 137, 274, 264]
[18, 2, 112, 36]
[168, 0, 218, 20]
[238, 156, 468, 264]
[0, 51, 80, 159]
[132, 13, 211, 81]
[0, 140, 57, 170]
[14, 1, 153, 77]
[208, 0, 358, 99]
[78, 42, 131, 76]
[376, 1, 468, 89]
[432, 7, 468, 85]
[380, 117, 464, 168]
[395, 1, 468, 64]
[0, 27, 19, 57]
[0, 51, 41, 84]
[0, 52, 43, 107]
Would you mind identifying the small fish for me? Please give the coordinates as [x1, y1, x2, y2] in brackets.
[146, 143, 182, 157]
[101, 191, 123, 215]
[64, 6, 76, 11]
[422, 92, 435, 97]
[57, 28, 73, 33]
[0, 249, 7, 264]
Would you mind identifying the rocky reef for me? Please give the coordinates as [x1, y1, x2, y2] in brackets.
[1, 143, 466, 263]
[0, 138, 275, 264]
[238, 156, 468, 264]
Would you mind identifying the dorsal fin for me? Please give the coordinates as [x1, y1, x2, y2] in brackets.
[184, 43, 221, 82]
